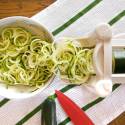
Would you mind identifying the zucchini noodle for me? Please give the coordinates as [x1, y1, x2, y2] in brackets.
[0, 27, 95, 90]
[53, 41, 95, 84]
[0, 27, 54, 89]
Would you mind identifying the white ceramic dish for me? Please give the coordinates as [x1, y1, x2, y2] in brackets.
[0, 16, 54, 99]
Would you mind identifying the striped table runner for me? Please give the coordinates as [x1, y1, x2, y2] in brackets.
[0, 0, 125, 125]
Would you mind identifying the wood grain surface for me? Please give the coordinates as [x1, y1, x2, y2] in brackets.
[0, 0, 54, 18]
[0, 0, 124, 125]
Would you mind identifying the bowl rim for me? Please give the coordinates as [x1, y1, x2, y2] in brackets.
[0, 16, 55, 99]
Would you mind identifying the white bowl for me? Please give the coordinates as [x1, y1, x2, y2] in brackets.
[0, 16, 54, 99]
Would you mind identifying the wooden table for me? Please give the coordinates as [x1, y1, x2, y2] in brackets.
[0, 0, 124, 125]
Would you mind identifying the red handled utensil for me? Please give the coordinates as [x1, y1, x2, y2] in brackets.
[55, 90, 94, 125]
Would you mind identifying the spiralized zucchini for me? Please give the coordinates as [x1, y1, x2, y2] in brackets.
[53, 40, 95, 84]
[0, 27, 55, 89]
[0, 27, 95, 90]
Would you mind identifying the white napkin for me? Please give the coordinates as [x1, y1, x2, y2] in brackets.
[0, 0, 125, 125]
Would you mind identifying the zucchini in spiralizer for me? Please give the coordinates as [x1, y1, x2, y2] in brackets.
[113, 49, 125, 73]
[42, 97, 57, 125]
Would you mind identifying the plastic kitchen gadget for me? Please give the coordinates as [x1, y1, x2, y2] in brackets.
[89, 23, 125, 97]
[77, 23, 125, 97]
[55, 23, 125, 97]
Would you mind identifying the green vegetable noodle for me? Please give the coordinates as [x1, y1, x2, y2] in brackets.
[0, 27, 55, 89]
[53, 40, 95, 84]
[0, 27, 95, 90]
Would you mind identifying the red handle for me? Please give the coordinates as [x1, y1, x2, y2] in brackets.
[56, 90, 95, 125]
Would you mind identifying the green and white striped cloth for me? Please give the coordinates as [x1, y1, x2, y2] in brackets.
[0, 0, 125, 125]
